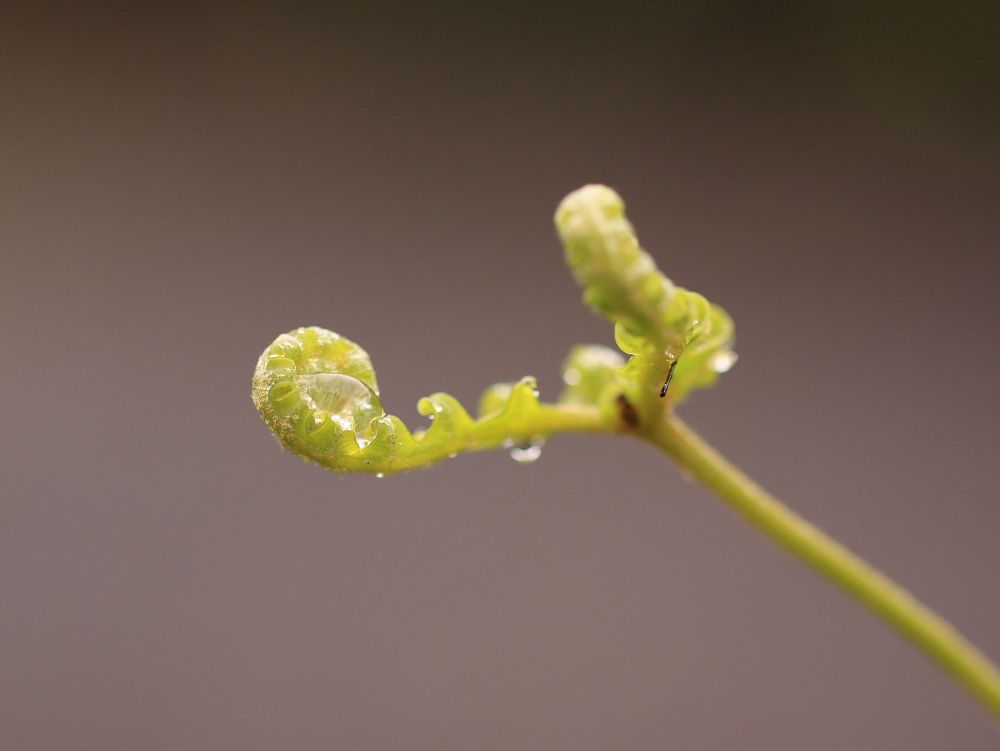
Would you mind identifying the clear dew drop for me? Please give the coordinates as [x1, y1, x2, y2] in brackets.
[296, 373, 384, 448]
[509, 437, 545, 464]
[710, 350, 738, 374]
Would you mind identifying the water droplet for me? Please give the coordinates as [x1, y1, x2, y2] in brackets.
[296, 373, 383, 447]
[509, 437, 545, 464]
[710, 351, 738, 374]
[562, 367, 581, 386]
[519, 376, 540, 398]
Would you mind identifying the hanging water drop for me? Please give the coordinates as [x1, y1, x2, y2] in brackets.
[710, 350, 738, 374]
[509, 436, 545, 464]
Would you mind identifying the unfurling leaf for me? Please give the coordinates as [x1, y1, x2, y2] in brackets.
[555, 184, 735, 405]
[252, 184, 736, 474]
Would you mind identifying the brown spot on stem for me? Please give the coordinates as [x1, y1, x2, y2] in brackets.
[616, 394, 640, 428]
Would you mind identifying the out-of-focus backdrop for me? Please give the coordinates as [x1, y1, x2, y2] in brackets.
[3, 3, 999, 749]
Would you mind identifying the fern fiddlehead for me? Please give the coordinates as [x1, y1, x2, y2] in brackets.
[250, 184, 1000, 722]
[252, 328, 609, 475]
[252, 184, 734, 475]
[555, 184, 736, 412]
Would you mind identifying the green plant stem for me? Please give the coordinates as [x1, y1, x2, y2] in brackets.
[645, 412, 1000, 722]
[371, 404, 610, 474]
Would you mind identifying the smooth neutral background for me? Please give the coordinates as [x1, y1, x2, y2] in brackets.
[3, 3, 999, 749]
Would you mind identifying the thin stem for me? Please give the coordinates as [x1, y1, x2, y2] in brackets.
[645, 413, 1000, 722]
[367, 404, 611, 474]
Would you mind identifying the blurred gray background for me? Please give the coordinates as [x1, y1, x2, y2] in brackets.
[2, 2, 999, 749]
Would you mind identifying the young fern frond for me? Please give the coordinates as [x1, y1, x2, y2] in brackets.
[251, 184, 1000, 722]
[251, 184, 734, 475]
[555, 184, 736, 411]
[252, 328, 609, 475]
